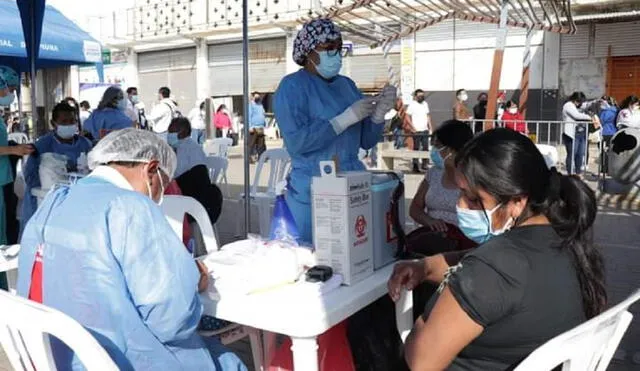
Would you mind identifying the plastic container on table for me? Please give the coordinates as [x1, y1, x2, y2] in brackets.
[370, 171, 405, 270]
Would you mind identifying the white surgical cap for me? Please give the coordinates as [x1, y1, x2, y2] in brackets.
[88, 128, 177, 177]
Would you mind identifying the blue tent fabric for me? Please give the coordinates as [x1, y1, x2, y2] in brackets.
[1, 0, 102, 72]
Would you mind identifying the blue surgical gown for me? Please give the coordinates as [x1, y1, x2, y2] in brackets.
[21, 132, 93, 232]
[82, 108, 133, 140]
[17, 175, 246, 371]
[0, 118, 12, 289]
[274, 69, 382, 243]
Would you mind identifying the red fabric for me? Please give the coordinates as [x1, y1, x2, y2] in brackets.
[214, 112, 232, 129]
[28, 245, 44, 303]
[164, 181, 192, 246]
[268, 321, 355, 371]
[501, 111, 527, 134]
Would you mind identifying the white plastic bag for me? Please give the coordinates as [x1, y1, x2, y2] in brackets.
[39, 153, 68, 190]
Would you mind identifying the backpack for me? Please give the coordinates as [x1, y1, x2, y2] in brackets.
[165, 102, 183, 119]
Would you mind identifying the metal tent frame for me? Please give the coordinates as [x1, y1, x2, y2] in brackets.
[299, 0, 577, 123]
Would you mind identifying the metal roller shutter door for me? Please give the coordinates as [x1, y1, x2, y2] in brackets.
[138, 48, 197, 110]
[349, 53, 400, 91]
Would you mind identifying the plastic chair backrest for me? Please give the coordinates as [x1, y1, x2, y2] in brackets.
[205, 155, 229, 183]
[251, 148, 291, 195]
[205, 138, 233, 157]
[161, 195, 219, 254]
[514, 288, 640, 371]
[0, 290, 118, 371]
[8, 133, 29, 144]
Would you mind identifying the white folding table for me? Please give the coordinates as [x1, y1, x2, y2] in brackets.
[200, 263, 413, 371]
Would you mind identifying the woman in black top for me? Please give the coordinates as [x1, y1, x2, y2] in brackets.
[388, 128, 607, 370]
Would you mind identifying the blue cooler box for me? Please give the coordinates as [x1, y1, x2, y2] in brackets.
[370, 171, 405, 270]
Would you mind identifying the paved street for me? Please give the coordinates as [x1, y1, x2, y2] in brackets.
[1, 139, 638, 370]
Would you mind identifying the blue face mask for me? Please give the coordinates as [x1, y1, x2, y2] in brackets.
[313, 51, 342, 80]
[55, 124, 78, 139]
[430, 147, 450, 169]
[117, 98, 127, 111]
[456, 203, 513, 244]
[167, 132, 180, 148]
[0, 92, 15, 106]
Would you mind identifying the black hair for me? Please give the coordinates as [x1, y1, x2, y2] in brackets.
[170, 117, 191, 136]
[126, 87, 138, 95]
[620, 95, 639, 110]
[79, 101, 90, 110]
[568, 91, 587, 104]
[455, 128, 606, 319]
[432, 120, 473, 152]
[159, 87, 171, 98]
[456, 89, 466, 96]
[414, 89, 424, 96]
[217, 104, 227, 113]
[601, 95, 616, 107]
[200, 101, 206, 110]
[505, 100, 518, 109]
[52, 102, 77, 122]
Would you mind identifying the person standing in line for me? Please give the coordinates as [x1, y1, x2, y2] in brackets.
[214, 104, 233, 138]
[82, 86, 133, 142]
[598, 96, 618, 175]
[79, 101, 91, 128]
[125, 87, 141, 128]
[453, 89, 473, 122]
[147, 86, 178, 140]
[406, 89, 431, 172]
[249, 92, 267, 162]
[472, 93, 488, 134]
[562, 91, 598, 177]
[501, 100, 527, 134]
[187, 101, 206, 144]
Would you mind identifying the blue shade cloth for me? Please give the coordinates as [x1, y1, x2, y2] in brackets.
[274, 69, 382, 243]
[20, 132, 93, 232]
[17, 175, 247, 371]
[2, 1, 102, 72]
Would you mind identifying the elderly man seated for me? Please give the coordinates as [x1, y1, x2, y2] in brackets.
[17, 129, 246, 371]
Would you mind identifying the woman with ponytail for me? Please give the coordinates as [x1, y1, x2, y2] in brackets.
[388, 128, 607, 370]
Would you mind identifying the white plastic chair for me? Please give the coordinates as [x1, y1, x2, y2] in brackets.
[0, 290, 119, 371]
[161, 195, 219, 255]
[204, 138, 233, 158]
[514, 288, 640, 371]
[206, 155, 229, 196]
[236, 148, 291, 238]
[536, 144, 559, 169]
[8, 133, 29, 144]
[0, 244, 19, 293]
[160, 195, 263, 371]
[14, 158, 25, 222]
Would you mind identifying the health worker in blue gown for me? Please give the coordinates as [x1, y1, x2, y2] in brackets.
[17, 129, 246, 371]
[82, 86, 133, 142]
[274, 19, 396, 243]
[21, 102, 93, 232]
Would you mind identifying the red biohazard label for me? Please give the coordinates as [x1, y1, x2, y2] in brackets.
[28, 244, 44, 303]
[355, 215, 367, 238]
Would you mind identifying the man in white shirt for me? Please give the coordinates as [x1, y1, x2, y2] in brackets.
[147, 86, 178, 140]
[79, 101, 91, 127]
[124, 87, 141, 128]
[406, 89, 432, 172]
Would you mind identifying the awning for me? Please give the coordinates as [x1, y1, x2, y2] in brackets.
[0, 0, 102, 71]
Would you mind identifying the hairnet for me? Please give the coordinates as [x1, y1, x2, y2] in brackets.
[0, 66, 19, 87]
[88, 128, 177, 178]
[98, 86, 124, 110]
[293, 18, 342, 66]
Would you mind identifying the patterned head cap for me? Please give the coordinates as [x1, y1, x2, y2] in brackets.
[0, 66, 19, 87]
[293, 18, 342, 66]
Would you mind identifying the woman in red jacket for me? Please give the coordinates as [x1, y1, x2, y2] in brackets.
[502, 100, 527, 134]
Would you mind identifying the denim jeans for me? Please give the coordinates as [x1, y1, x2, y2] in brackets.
[191, 129, 205, 144]
[413, 130, 430, 169]
[563, 132, 587, 174]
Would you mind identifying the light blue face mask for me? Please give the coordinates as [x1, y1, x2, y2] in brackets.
[0, 92, 15, 106]
[313, 51, 342, 80]
[456, 203, 513, 244]
[117, 98, 127, 111]
[167, 132, 180, 148]
[55, 124, 78, 139]
[430, 147, 451, 169]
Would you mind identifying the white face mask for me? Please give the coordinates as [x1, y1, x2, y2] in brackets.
[508, 107, 518, 114]
[145, 169, 165, 205]
[459, 93, 468, 102]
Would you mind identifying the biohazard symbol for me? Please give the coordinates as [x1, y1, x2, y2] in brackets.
[355, 215, 367, 238]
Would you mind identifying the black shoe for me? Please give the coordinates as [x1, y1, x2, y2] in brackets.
[413, 165, 421, 173]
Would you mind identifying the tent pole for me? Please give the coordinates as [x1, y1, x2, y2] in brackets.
[29, 1, 38, 137]
[242, 0, 251, 236]
[484, 0, 509, 130]
[519, 27, 534, 119]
